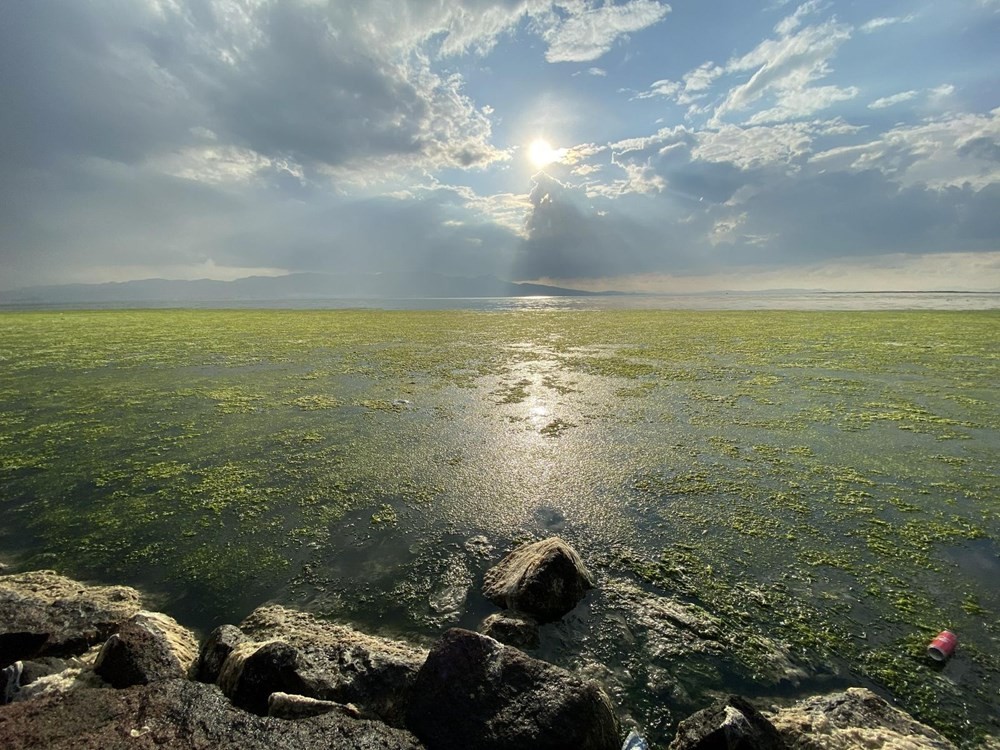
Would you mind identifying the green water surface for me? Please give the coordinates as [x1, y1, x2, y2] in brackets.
[0, 309, 997, 745]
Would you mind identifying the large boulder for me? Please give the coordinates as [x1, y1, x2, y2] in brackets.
[482, 537, 594, 623]
[0, 678, 426, 749]
[406, 628, 620, 750]
[0, 571, 142, 666]
[767, 688, 957, 749]
[93, 611, 198, 688]
[669, 695, 786, 750]
[217, 604, 427, 726]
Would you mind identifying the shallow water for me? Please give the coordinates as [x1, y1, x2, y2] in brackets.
[0, 307, 997, 745]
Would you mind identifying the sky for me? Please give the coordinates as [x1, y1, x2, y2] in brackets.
[2, 0, 999, 293]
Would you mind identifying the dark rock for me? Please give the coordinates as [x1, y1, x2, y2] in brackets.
[406, 628, 620, 750]
[93, 611, 198, 688]
[235, 604, 427, 726]
[0, 678, 426, 749]
[218, 640, 313, 716]
[767, 688, 956, 749]
[669, 695, 786, 750]
[480, 612, 540, 649]
[482, 537, 594, 623]
[196, 623, 246, 684]
[268, 691, 363, 720]
[0, 571, 142, 666]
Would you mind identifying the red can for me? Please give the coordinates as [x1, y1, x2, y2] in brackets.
[927, 630, 957, 661]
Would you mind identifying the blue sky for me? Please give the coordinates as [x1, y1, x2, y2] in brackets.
[2, 0, 999, 291]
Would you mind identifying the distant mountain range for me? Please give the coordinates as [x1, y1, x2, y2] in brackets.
[1, 272, 621, 304]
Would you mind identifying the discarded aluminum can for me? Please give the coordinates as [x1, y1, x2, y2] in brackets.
[927, 630, 957, 661]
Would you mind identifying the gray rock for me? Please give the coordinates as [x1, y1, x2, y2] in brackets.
[218, 640, 314, 715]
[2, 660, 22, 704]
[0, 571, 142, 665]
[767, 688, 957, 749]
[406, 628, 620, 750]
[669, 695, 786, 750]
[0, 678, 426, 749]
[233, 604, 427, 726]
[480, 612, 540, 649]
[93, 611, 198, 688]
[196, 623, 246, 684]
[268, 691, 363, 720]
[482, 537, 594, 623]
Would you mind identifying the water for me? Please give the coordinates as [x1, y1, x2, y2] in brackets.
[0, 305, 997, 745]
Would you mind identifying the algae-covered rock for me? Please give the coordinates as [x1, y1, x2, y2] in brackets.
[0, 678, 426, 749]
[669, 695, 786, 750]
[94, 611, 198, 688]
[196, 623, 247, 684]
[480, 612, 540, 649]
[234, 604, 427, 726]
[0, 571, 142, 666]
[406, 628, 620, 750]
[767, 688, 957, 749]
[482, 537, 595, 623]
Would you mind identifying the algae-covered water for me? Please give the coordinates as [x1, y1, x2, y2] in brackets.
[0, 309, 997, 745]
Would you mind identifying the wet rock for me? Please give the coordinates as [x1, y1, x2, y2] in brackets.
[235, 604, 427, 726]
[218, 640, 313, 715]
[669, 695, 786, 750]
[406, 628, 620, 750]
[94, 611, 198, 688]
[479, 612, 540, 649]
[196, 623, 246, 683]
[482, 537, 595, 623]
[0, 678, 426, 749]
[767, 688, 956, 749]
[268, 691, 363, 720]
[0, 571, 142, 665]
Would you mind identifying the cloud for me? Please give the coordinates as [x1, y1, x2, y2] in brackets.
[712, 18, 854, 124]
[543, 0, 671, 62]
[859, 15, 915, 33]
[869, 90, 921, 110]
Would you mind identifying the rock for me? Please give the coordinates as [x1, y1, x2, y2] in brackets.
[482, 537, 595, 623]
[93, 611, 198, 688]
[406, 628, 620, 750]
[767, 688, 957, 749]
[233, 605, 427, 726]
[479, 612, 540, 649]
[669, 695, 786, 750]
[0, 678, 426, 749]
[268, 691, 363, 720]
[196, 623, 246, 683]
[2, 661, 21, 704]
[0, 571, 142, 665]
[218, 640, 313, 715]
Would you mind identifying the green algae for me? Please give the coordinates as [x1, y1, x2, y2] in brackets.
[0, 308, 997, 745]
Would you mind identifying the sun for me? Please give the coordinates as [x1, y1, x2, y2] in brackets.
[528, 138, 565, 168]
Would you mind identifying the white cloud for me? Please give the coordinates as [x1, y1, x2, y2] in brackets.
[812, 108, 1000, 190]
[868, 90, 920, 110]
[712, 18, 853, 124]
[543, 0, 670, 62]
[748, 84, 859, 124]
[774, 0, 825, 36]
[859, 15, 915, 33]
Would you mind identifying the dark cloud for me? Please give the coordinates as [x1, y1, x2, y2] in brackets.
[514, 173, 671, 279]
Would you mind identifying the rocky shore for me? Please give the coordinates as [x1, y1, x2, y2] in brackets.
[0, 539, 977, 749]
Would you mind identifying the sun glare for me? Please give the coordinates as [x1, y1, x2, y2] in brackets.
[528, 138, 564, 168]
